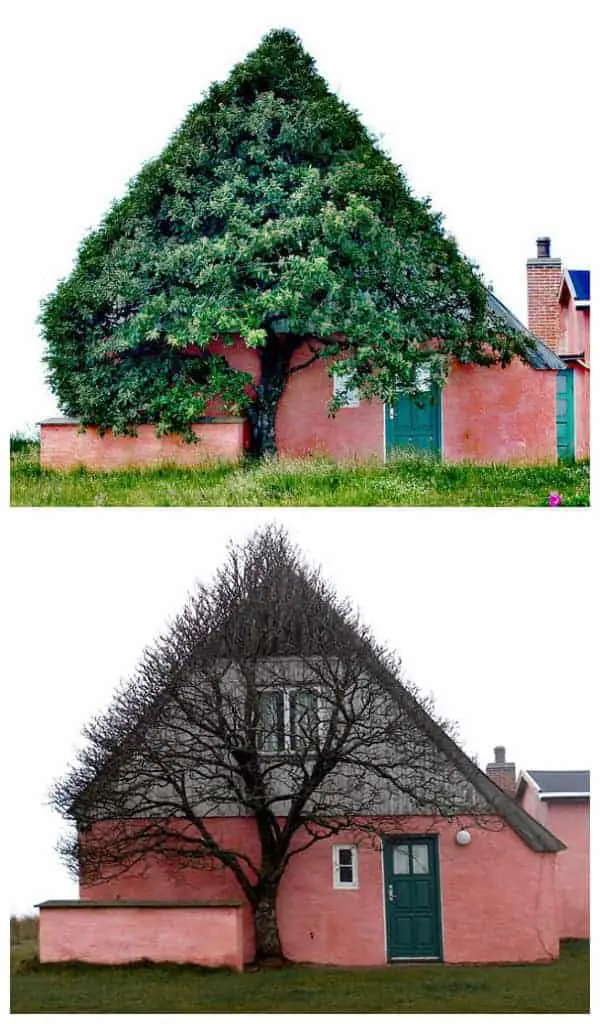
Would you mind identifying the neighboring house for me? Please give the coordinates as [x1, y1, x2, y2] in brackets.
[39, 566, 567, 968]
[40, 237, 590, 468]
[516, 768, 590, 940]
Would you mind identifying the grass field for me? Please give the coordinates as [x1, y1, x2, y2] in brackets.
[10, 924, 589, 1014]
[10, 449, 590, 507]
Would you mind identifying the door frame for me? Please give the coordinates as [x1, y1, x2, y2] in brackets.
[384, 389, 443, 461]
[381, 834, 444, 962]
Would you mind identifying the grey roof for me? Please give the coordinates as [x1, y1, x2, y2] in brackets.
[487, 292, 566, 370]
[528, 770, 590, 795]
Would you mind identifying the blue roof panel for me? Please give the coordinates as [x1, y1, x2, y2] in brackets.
[567, 270, 590, 303]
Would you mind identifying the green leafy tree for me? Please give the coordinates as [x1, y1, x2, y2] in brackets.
[41, 29, 527, 455]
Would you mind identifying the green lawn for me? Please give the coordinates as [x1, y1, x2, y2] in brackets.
[10, 941, 589, 1013]
[9, 450, 590, 506]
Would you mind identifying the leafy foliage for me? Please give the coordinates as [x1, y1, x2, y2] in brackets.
[41, 29, 527, 446]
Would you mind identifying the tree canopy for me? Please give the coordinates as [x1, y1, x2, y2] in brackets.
[41, 29, 527, 452]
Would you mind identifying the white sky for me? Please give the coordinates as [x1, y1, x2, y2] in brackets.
[5, 0, 596, 435]
[6, 509, 596, 916]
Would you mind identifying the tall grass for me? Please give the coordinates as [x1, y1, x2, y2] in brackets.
[10, 450, 590, 507]
[9, 432, 40, 455]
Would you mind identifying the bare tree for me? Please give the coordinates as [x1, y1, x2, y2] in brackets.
[51, 526, 493, 962]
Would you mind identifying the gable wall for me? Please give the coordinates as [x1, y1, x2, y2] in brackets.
[559, 292, 590, 361]
[80, 814, 559, 965]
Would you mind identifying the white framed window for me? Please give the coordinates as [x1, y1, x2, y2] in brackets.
[332, 371, 360, 407]
[333, 845, 358, 889]
[257, 688, 319, 753]
[414, 365, 432, 393]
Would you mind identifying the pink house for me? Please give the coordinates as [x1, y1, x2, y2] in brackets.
[40, 240, 590, 470]
[516, 769, 590, 940]
[39, 542, 568, 969]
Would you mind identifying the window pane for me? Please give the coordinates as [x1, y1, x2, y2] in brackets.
[393, 845, 410, 874]
[289, 689, 318, 750]
[412, 844, 429, 874]
[333, 372, 360, 408]
[334, 846, 356, 887]
[415, 365, 432, 393]
[257, 691, 284, 752]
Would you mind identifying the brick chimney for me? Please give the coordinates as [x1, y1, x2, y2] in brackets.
[486, 746, 517, 796]
[526, 237, 562, 350]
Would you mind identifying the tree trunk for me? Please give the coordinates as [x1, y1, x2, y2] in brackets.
[249, 331, 290, 458]
[253, 885, 284, 962]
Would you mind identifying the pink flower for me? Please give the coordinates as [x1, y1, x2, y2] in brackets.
[548, 492, 561, 507]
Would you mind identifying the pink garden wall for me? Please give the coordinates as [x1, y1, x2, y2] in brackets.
[79, 816, 559, 966]
[38, 901, 244, 969]
[40, 419, 247, 470]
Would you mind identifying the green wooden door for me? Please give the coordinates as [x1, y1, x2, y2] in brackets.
[556, 369, 575, 461]
[385, 385, 441, 456]
[383, 836, 442, 960]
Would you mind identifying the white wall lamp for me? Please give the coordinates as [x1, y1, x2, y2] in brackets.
[455, 828, 472, 847]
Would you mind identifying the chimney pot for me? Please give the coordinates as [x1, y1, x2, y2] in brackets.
[494, 745, 506, 764]
[536, 237, 551, 258]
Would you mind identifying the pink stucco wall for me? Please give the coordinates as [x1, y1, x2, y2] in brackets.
[211, 339, 562, 463]
[518, 783, 589, 939]
[80, 816, 559, 966]
[547, 802, 590, 939]
[40, 419, 247, 470]
[41, 338, 577, 467]
[573, 364, 590, 460]
[208, 337, 384, 459]
[442, 360, 558, 463]
[38, 903, 244, 969]
[559, 292, 590, 362]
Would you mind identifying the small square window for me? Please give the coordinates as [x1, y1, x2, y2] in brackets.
[333, 845, 358, 889]
[333, 371, 360, 408]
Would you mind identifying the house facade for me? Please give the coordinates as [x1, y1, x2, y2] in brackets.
[71, 811, 561, 967]
[40, 238, 589, 469]
[516, 769, 590, 940]
[40, 658, 566, 967]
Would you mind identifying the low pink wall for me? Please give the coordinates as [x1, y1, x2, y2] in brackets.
[81, 816, 559, 966]
[443, 360, 558, 463]
[38, 902, 244, 969]
[40, 420, 247, 470]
